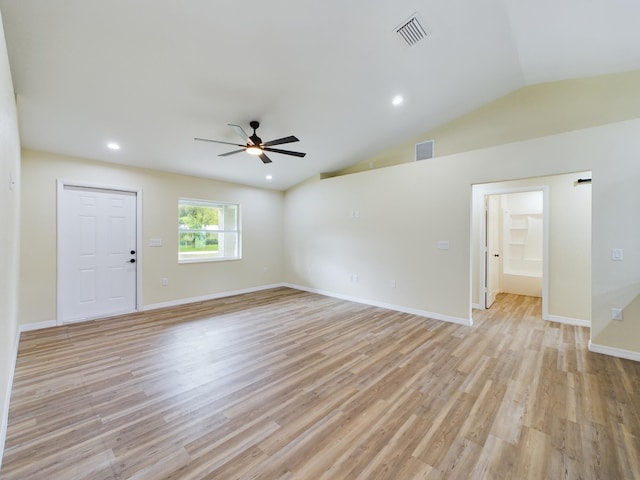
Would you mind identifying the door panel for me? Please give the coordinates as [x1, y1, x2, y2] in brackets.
[79, 269, 96, 303]
[109, 266, 127, 299]
[61, 186, 137, 322]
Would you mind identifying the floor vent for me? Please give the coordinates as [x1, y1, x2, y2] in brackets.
[415, 140, 435, 161]
[395, 14, 430, 47]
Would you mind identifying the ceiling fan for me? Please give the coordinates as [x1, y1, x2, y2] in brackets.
[195, 121, 306, 164]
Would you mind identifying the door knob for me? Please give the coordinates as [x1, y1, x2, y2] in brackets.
[130, 250, 136, 255]
[494, 254, 500, 257]
[129, 258, 136, 263]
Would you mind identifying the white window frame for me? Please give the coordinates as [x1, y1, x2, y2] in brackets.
[178, 198, 241, 263]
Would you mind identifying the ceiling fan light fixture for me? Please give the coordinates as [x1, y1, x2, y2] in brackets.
[246, 146, 263, 155]
[195, 121, 305, 164]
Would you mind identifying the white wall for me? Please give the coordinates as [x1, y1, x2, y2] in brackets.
[285, 158, 475, 324]
[0, 10, 21, 467]
[284, 119, 640, 354]
[19, 150, 285, 325]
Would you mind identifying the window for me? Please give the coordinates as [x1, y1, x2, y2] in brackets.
[178, 199, 240, 262]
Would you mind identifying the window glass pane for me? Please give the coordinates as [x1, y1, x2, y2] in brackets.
[179, 231, 220, 261]
[178, 203, 220, 230]
[222, 204, 238, 230]
[220, 232, 239, 257]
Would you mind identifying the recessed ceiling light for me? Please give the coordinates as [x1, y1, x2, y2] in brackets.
[392, 95, 404, 106]
[107, 142, 120, 150]
[266, 174, 273, 180]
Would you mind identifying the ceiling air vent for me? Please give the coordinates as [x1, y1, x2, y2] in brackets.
[415, 140, 435, 161]
[395, 13, 430, 47]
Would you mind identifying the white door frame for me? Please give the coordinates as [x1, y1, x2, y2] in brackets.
[474, 184, 549, 319]
[56, 179, 143, 325]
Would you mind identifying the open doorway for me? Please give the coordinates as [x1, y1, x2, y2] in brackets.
[471, 171, 592, 326]
[485, 191, 544, 309]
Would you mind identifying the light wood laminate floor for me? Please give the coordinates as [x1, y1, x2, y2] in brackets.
[1, 288, 639, 479]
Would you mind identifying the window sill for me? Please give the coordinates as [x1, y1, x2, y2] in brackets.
[178, 256, 242, 264]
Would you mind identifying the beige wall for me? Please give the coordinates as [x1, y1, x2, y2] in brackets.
[335, 70, 640, 176]
[0, 11, 20, 464]
[20, 150, 284, 325]
[472, 172, 591, 322]
[284, 119, 640, 354]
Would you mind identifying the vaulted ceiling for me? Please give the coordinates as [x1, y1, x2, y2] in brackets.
[1, 0, 639, 190]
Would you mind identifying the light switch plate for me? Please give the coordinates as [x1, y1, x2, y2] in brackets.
[612, 248, 623, 261]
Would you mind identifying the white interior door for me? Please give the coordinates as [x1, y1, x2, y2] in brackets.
[485, 195, 501, 308]
[60, 185, 137, 323]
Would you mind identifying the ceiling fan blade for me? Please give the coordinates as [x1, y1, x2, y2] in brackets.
[259, 153, 273, 164]
[263, 147, 306, 158]
[228, 124, 253, 144]
[218, 149, 246, 157]
[194, 137, 244, 147]
[262, 135, 299, 147]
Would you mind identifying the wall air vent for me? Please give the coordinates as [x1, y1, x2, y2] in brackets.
[415, 140, 435, 161]
[395, 13, 430, 47]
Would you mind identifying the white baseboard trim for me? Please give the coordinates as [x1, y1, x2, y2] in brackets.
[283, 283, 473, 326]
[143, 283, 286, 311]
[0, 329, 21, 471]
[18, 282, 475, 331]
[20, 319, 57, 332]
[545, 314, 590, 328]
[588, 341, 640, 362]
[472, 303, 483, 310]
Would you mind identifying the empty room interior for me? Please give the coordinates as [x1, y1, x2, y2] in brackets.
[1, 1, 640, 479]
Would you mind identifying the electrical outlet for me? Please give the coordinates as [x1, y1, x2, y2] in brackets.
[611, 307, 623, 321]
[391, 279, 397, 289]
[161, 277, 169, 286]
